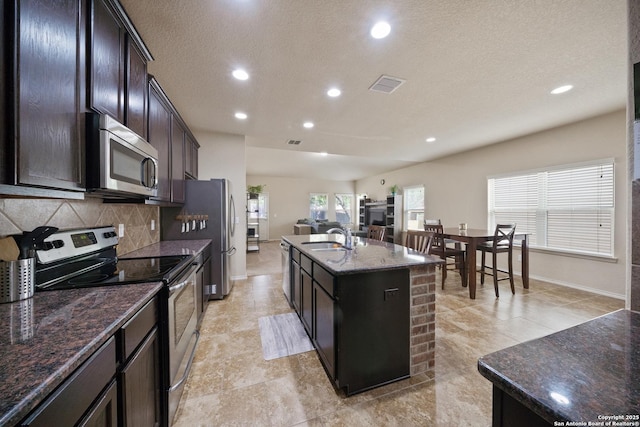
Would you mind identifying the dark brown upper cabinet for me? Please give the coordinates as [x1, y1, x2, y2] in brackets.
[171, 115, 186, 204]
[148, 77, 172, 202]
[3, 0, 85, 192]
[89, 0, 152, 137]
[185, 133, 199, 179]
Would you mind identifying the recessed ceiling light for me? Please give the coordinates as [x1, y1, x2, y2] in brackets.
[303, 122, 314, 129]
[327, 88, 341, 97]
[235, 112, 247, 120]
[319, 151, 328, 156]
[232, 69, 249, 80]
[370, 21, 391, 39]
[426, 137, 436, 143]
[550, 85, 573, 94]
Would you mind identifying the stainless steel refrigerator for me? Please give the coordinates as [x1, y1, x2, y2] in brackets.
[161, 179, 236, 299]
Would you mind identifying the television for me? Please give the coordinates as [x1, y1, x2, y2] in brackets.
[368, 207, 386, 226]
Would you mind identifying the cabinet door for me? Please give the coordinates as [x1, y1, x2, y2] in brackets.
[89, 0, 124, 122]
[170, 115, 185, 203]
[301, 269, 313, 335]
[121, 327, 161, 427]
[148, 80, 171, 201]
[291, 260, 301, 313]
[77, 379, 118, 427]
[16, 0, 83, 190]
[314, 284, 335, 379]
[125, 39, 147, 138]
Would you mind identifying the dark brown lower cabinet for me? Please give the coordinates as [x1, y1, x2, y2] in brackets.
[78, 380, 118, 427]
[291, 260, 301, 313]
[301, 268, 313, 334]
[121, 327, 160, 427]
[313, 284, 335, 378]
[20, 338, 117, 426]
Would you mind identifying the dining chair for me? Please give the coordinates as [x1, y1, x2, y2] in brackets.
[477, 223, 516, 297]
[366, 225, 386, 241]
[423, 224, 467, 289]
[403, 230, 434, 254]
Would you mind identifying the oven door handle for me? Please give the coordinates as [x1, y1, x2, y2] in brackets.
[169, 329, 200, 392]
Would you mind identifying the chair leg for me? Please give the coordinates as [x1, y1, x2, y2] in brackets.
[440, 256, 446, 289]
[480, 250, 485, 285]
[508, 249, 515, 294]
[492, 251, 499, 297]
[460, 254, 467, 287]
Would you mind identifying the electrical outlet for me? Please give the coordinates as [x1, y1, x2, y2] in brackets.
[151, 220, 155, 231]
[118, 224, 125, 238]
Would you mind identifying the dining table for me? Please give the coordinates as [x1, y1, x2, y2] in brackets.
[440, 227, 529, 299]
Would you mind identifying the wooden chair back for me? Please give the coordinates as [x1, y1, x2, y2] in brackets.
[403, 230, 434, 254]
[367, 225, 386, 241]
[423, 224, 445, 250]
[493, 223, 516, 249]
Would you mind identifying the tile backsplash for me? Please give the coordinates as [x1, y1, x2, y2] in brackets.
[0, 197, 159, 255]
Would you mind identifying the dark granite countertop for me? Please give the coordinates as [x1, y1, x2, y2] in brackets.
[0, 283, 162, 426]
[478, 309, 640, 424]
[122, 239, 211, 258]
[0, 239, 211, 426]
[282, 234, 442, 275]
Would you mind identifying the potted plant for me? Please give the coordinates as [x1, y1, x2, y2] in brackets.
[247, 184, 266, 199]
[389, 184, 399, 196]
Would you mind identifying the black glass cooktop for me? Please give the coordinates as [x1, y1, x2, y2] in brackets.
[37, 255, 192, 291]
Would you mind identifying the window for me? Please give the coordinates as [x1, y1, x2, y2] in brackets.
[488, 161, 614, 256]
[335, 193, 354, 226]
[403, 186, 424, 230]
[309, 193, 328, 220]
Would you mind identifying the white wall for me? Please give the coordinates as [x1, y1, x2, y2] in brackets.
[195, 130, 247, 280]
[246, 176, 356, 240]
[356, 110, 628, 298]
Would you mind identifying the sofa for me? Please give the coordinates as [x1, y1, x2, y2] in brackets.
[294, 218, 343, 235]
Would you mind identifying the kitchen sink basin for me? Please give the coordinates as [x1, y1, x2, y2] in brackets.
[311, 247, 347, 252]
[301, 242, 343, 249]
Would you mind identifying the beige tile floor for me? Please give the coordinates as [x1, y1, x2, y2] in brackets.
[173, 241, 624, 427]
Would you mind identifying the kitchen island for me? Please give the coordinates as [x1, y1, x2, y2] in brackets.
[478, 309, 640, 427]
[282, 234, 442, 395]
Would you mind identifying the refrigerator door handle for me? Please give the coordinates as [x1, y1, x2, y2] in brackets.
[225, 246, 236, 256]
[229, 194, 236, 237]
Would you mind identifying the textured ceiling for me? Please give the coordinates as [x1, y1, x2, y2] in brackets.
[119, 0, 628, 181]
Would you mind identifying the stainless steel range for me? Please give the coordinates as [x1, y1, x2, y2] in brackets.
[33, 225, 200, 426]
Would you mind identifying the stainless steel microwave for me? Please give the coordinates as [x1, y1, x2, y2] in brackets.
[86, 113, 158, 198]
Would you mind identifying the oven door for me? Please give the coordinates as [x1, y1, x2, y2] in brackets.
[167, 263, 199, 423]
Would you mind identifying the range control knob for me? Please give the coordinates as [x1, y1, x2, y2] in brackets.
[42, 241, 55, 251]
[103, 231, 117, 239]
[51, 240, 64, 248]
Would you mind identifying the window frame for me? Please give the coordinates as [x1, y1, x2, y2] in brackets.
[334, 193, 355, 226]
[403, 185, 425, 231]
[309, 193, 328, 221]
[488, 159, 615, 258]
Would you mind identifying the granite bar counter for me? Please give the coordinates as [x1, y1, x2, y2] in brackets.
[0, 283, 162, 426]
[283, 234, 443, 381]
[478, 309, 640, 427]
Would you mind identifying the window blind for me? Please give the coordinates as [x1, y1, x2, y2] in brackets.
[488, 162, 614, 256]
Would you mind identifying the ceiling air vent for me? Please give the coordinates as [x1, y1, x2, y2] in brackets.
[287, 139, 302, 145]
[369, 75, 406, 94]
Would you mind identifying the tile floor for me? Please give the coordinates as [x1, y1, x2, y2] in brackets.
[173, 241, 624, 427]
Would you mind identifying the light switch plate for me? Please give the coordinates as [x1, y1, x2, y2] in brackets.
[118, 224, 125, 238]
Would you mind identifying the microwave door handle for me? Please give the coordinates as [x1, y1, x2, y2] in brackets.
[141, 157, 158, 189]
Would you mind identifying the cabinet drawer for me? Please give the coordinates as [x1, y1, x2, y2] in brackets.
[300, 254, 312, 274]
[22, 337, 116, 426]
[291, 247, 300, 263]
[120, 297, 158, 361]
[314, 264, 335, 297]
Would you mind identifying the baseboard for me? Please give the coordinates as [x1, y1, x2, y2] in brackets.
[527, 273, 625, 300]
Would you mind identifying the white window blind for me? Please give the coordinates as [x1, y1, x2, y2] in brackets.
[488, 162, 614, 256]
